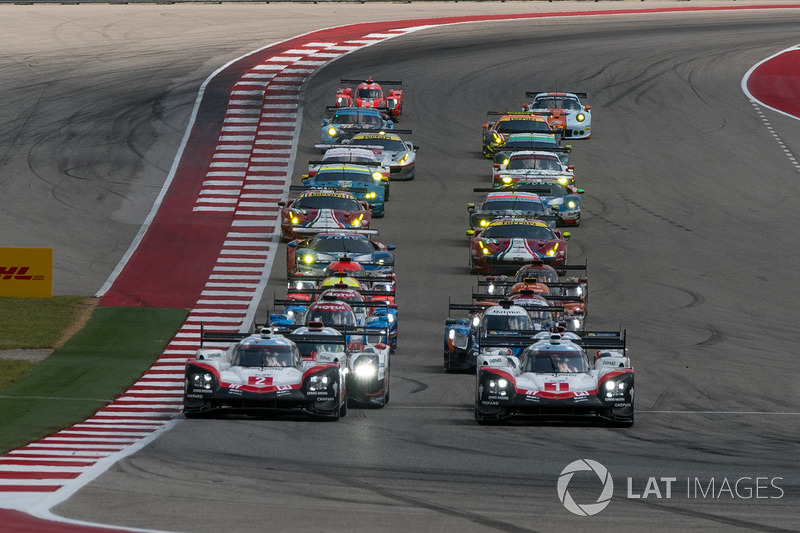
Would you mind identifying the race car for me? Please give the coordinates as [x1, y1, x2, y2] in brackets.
[467, 191, 558, 231]
[301, 163, 386, 217]
[492, 150, 576, 189]
[468, 217, 570, 275]
[286, 232, 395, 278]
[289, 322, 391, 408]
[492, 181, 584, 226]
[342, 130, 418, 181]
[522, 92, 591, 139]
[334, 78, 403, 120]
[482, 112, 559, 158]
[320, 107, 393, 146]
[443, 299, 561, 371]
[492, 133, 571, 166]
[183, 325, 347, 419]
[278, 189, 372, 241]
[307, 147, 391, 200]
[474, 329, 633, 426]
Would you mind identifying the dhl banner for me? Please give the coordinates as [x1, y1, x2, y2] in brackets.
[0, 248, 53, 298]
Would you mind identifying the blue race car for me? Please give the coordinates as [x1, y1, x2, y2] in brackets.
[320, 107, 393, 146]
[302, 163, 386, 217]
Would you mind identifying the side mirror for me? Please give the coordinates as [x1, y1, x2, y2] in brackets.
[386, 245, 396, 251]
[321, 118, 329, 126]
[466, 230, 475, 237]
[467, 203, 475, 210]
[278, 201, 286, 207]
[576, 189, 585, 195]
[287, 241, 298, 248]
[563, 232, 571, 240]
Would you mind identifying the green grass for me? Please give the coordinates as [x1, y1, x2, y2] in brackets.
[0, 306, 188, 454]
[0, 295, 90, 349]
[0, 359, 37, 389]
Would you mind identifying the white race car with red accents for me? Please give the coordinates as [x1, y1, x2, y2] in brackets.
[474, 329, 633, 426]
[183, 327, 348, 420]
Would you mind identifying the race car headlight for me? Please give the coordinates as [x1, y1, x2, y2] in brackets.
[558, 176, 569, 185]
[397, 154, 409, 166]
[303, 254, 315, 264]
[487, 283, 496, 295]
[480, 219, 489, 227]
[482, 247, 491, 255]
[502, 158, 510, 166]
[576, 113, 586, 123]
[326, 127, 338, 138]
[487, 378, 509, 396]
[567, 200, 576, 209]
[472, 316, 480, 327]
[365, 192, 377, 199]
[291, 216, 300, 225]
[604, 380, 627, 396]
[372, 171, 383, 180]
[351, 214, 364, 227]
[449, 328, 470, 350]
[492, 132, 503, 144]
[501, 176, 513, 185]
[191, 372, 214, 390]
[546, 243, 559, 257]
[353, 359, 378, 379]
[308, 374, 330, 392]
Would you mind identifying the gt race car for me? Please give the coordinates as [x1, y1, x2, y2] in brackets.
[522, 91, 591, 139]
[492, 133, 571, 166]
[482, 112, 560, 157]
[468, 217, 570, 275]
[183, 326, 348, 419]
[278, 188, 372, 241]
[475, 329, 633, 426]
[301, 163, 386, 216]
[467, 191, 559, 231]
[286, 232, 395, 278]
[334, 78, 403, 120]
[492, 150, 576, 189]
[485, 181, 583, 226]
[342, 130, 418, 181]
[320, 107, 393, 146]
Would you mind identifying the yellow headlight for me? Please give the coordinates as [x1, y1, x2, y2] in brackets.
[567, 201, 576, 208]
[480, 220, 488, 227]
[558, 177, 568, 185]
[327, 127, 338, 137]
[397, 154, 408, 165]
[492, 132, 503, 143]
[502, 176, 513, 184]
[482, 247, 491, 255]
[502, 158, 510, 166]
[291, 217, 300, 225]
[366, 192, 376, 199]
[303, 255, 315, 264]
[372, 172, 382, 180]
[576, 113, 586, 122]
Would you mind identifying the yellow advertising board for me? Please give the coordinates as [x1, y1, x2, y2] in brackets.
[0, 248, 53, 298]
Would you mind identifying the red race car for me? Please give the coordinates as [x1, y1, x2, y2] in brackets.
[278, 189, 371, 241]
[335, 78, 403, 120]
[467, 217, 570, 275]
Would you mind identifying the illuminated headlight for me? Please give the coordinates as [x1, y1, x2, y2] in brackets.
[502, 158, 510, 166]
[286, 310, 295, 318]
[546, 244, 559, 257]
[291, 216, 300, 225]
[387, 314, 395, 324]
[558, 176, 569, 185]
[472, 316, 480, 327]
[303, 254, 315, 264]
[604, 380, 627, 396]
[354, 360, 378, 379]
[487, 283, 496, 294]
[480, 219, 488, 227]
[502, 176, 513, 184]
[351, 214, 363, 227]
[308, 374, 329, 392]
[191, 373, 213, 390]
[567, 201, 576, 209]
[487, 378, 509, 396]
[482, 247, 491, 255]
[326, 127, 338, 138]
[397, 154, 409, 166]
[492, 132, 503, 144]
[365, 192, 377, 199]
[450, 329, 469, 350]
[576, 113, 586, 123]
[372, 171, 383, 180]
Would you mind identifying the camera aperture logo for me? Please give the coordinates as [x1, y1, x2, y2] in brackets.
[557, 459, 614, 516]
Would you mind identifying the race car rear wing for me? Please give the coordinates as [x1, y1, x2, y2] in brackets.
[307, 161, 382, 167]
[288, 185, 369, 194]
[291, 227, 379, 236]
[471, 293, 581, 303]
[288, 272, 396, 284]
[341, 78, 402, 86]
[448, 301, 564, 316]
[525, 91, 587, 99]
[477, 329, 625, 350]
[274, 298, 390, 309]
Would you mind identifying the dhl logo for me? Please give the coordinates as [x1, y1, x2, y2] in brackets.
[0, 266, 45, 281]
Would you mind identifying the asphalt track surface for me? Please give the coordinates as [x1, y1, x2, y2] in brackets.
[3, 2, 800, 532]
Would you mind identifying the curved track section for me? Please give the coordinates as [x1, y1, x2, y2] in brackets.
[2, 3, 800, 532]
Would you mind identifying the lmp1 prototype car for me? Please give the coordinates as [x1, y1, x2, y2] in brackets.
[301, 164, 386, 217]
[482, 112, 559, 158]
[468, 217, 570, 275]
[467, 191, 558, 231]
[522, 91, 591, 140]
[343, 131, 418, 181]
[183, 326, 348, 419]
[492, 133, 571, 166]
[278, 189, 372, 241]
[492, 151, 576, 189]
[334, 78, 403, 120]
[286, 232, 395, 278]
[320, 107, 393, 146]
[444, 299, 561, 371]
[474, 329, 633, 426]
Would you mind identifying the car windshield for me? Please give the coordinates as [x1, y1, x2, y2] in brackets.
[295, 341, 346, 358]
[350, 137, 405, 151]
[480, 312, 532, 331]
[357, 88, 383, 99]
[524, 350, 587, 373]
[514, 266, 560, 283]
[314, 170, 372, 184]
[507, 156, 562, 171]
[515, 183, 567, 196]
[483, 224, 554, 240]
[304, 308, 358, 327]
[503, 140, 559, 151]
[232, 344, 295, 367]
[293, 196, 361, 211]
[332, 112, 383, 126]
[532, 97, 582, 111]
[310, 235, 375, 254]
[482, 199, 545, 214]
[323, 153, 377, 164]
[496, 119, 552, 134]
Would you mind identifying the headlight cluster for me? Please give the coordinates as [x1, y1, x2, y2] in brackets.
[191, 373, 213, 390]
[365, 192, 377, 199]
[308, 374, 330, 392]
[576, 112, 586, 123]
[397, 154, 409, 166]
[351, 214, 364, 227]
[487, 378, 510, 396]
[448, 328, 470, 350]
[326, 127, 338, 138]
[492, 132, 503, 144]
[303, 254, 315, 264]
[372, 171, 383, 180]
[604, 380, 628, 397]
[353, 358, 378, 379]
